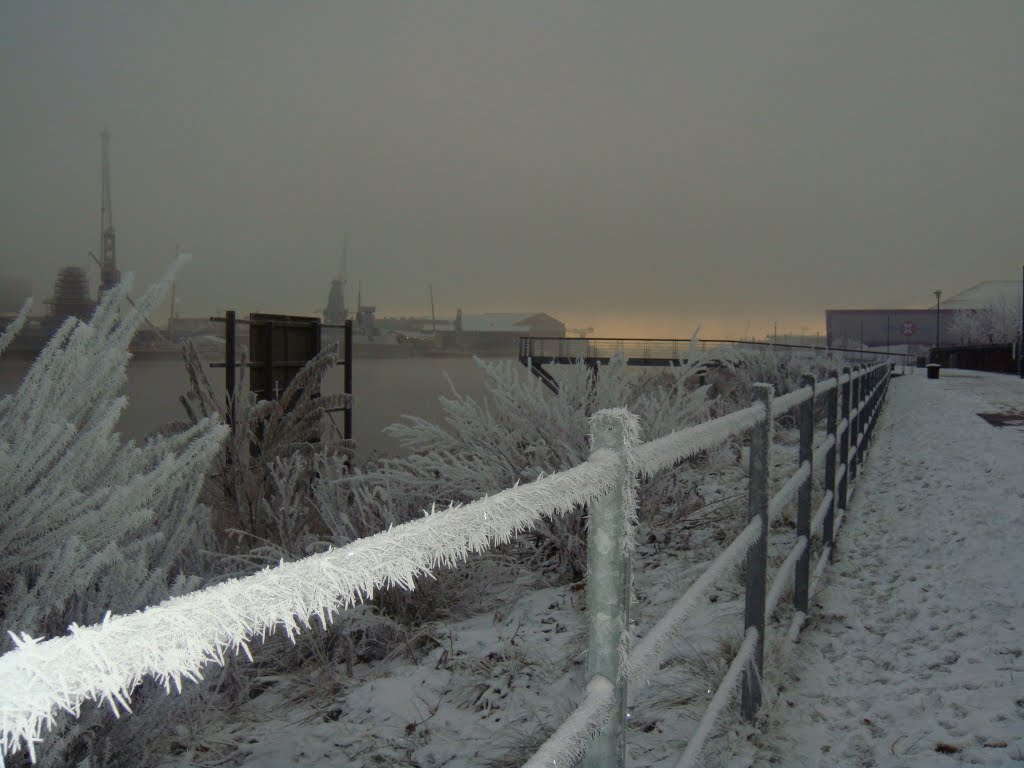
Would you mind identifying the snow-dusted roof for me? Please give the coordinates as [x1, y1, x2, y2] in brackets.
[941, 280, 1021, 310]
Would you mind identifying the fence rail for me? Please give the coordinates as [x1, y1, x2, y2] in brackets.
[519, 335, 912, 365]
[0, 361, 891, 767]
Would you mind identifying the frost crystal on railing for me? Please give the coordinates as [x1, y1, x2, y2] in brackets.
[765, 536, 807, 620]
[0, 451, 619, 761]
[674, 627, 759, 768]
[772, 385, 814, 415]
[813, 434, 836, 469]
[767, 461, 810, 525]
[810, 490, 834, 538]
[635, 402, 766, 477]
[815, 376, 839, 395]
[625, 518, 762, 684]
[588, 407, 642, 554]
[837, 417, 849, 441]
[522, 676, 615, 768]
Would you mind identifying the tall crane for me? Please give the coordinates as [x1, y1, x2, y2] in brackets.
[99, 129, 120, 296]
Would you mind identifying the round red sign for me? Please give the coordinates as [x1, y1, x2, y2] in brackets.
[900, 321, 916, 337]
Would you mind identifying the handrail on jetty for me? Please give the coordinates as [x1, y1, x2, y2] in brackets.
[518, 335, 904, 393]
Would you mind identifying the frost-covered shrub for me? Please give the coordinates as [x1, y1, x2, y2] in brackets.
[175, 338, 350, 554]
[173, 336, 401, 676]
[351, 347, 850, 585]
[0, 264, 228, 766]
[353, 355, 716, 582]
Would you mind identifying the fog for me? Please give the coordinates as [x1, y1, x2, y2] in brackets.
[1, 2, 1022, 338]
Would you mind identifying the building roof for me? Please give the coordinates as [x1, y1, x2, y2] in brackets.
[941, 281, 1021, 311]
[458, 313, 564, 333]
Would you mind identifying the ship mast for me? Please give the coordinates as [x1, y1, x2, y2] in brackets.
[99, 129, 120, 296]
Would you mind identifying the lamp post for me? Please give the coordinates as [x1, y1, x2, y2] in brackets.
[933, 290, 942, 361]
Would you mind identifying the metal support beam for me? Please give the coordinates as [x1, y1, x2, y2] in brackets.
[583, 409, 639, 768]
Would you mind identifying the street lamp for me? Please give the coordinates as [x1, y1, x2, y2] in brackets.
[933, 290, 942, 352]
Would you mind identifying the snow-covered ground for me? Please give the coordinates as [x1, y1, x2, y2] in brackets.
[745, 369, 1024, 767]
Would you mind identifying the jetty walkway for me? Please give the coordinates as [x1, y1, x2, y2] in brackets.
[746, 370, 1024, 767]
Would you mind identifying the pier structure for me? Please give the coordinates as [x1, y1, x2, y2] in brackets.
[517, 336, 905, 394]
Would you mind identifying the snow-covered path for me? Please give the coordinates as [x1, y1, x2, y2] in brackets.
[750, 370, 1024, 767]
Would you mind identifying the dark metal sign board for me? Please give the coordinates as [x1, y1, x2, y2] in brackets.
[248, 313, 321, 401]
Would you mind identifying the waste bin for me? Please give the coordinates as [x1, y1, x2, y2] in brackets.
[926, 363, 941, 380]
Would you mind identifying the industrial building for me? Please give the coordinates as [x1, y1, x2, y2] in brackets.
[431, 311, 566, 355]
[826, 280, 1021, 352]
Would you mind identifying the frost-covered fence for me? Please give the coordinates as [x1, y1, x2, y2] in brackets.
[527, 362, 891, 768]
[0, 449, 623, 765]
[0, 364, 890, 768]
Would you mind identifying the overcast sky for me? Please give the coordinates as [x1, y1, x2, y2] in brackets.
[1, 1, 1022, 338]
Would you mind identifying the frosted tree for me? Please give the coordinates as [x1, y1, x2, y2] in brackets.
[948, 295, 1023, 345]
[0, 261, 228, 765]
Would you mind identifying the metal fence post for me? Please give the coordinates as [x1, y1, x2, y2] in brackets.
[860, 368, 869, 462]
[860, 367, 869, 465]
[584, 409, 640, 768]
[837, 367, 851, 514]
[850, 367, 861, 482]
[343, 319, 353, 443]
[823, 370, 839, 548]
[871, 366, 887, 439]
[867, 365, 884, 445]
[864, 367, 875, 455]
[742, 383, 772, 722]
[225, 309, 236, 428]
[864, 367, 876, 451]
[795, 374, 815, 614]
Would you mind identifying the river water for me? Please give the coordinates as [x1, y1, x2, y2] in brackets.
[0, 356, 521, 462]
